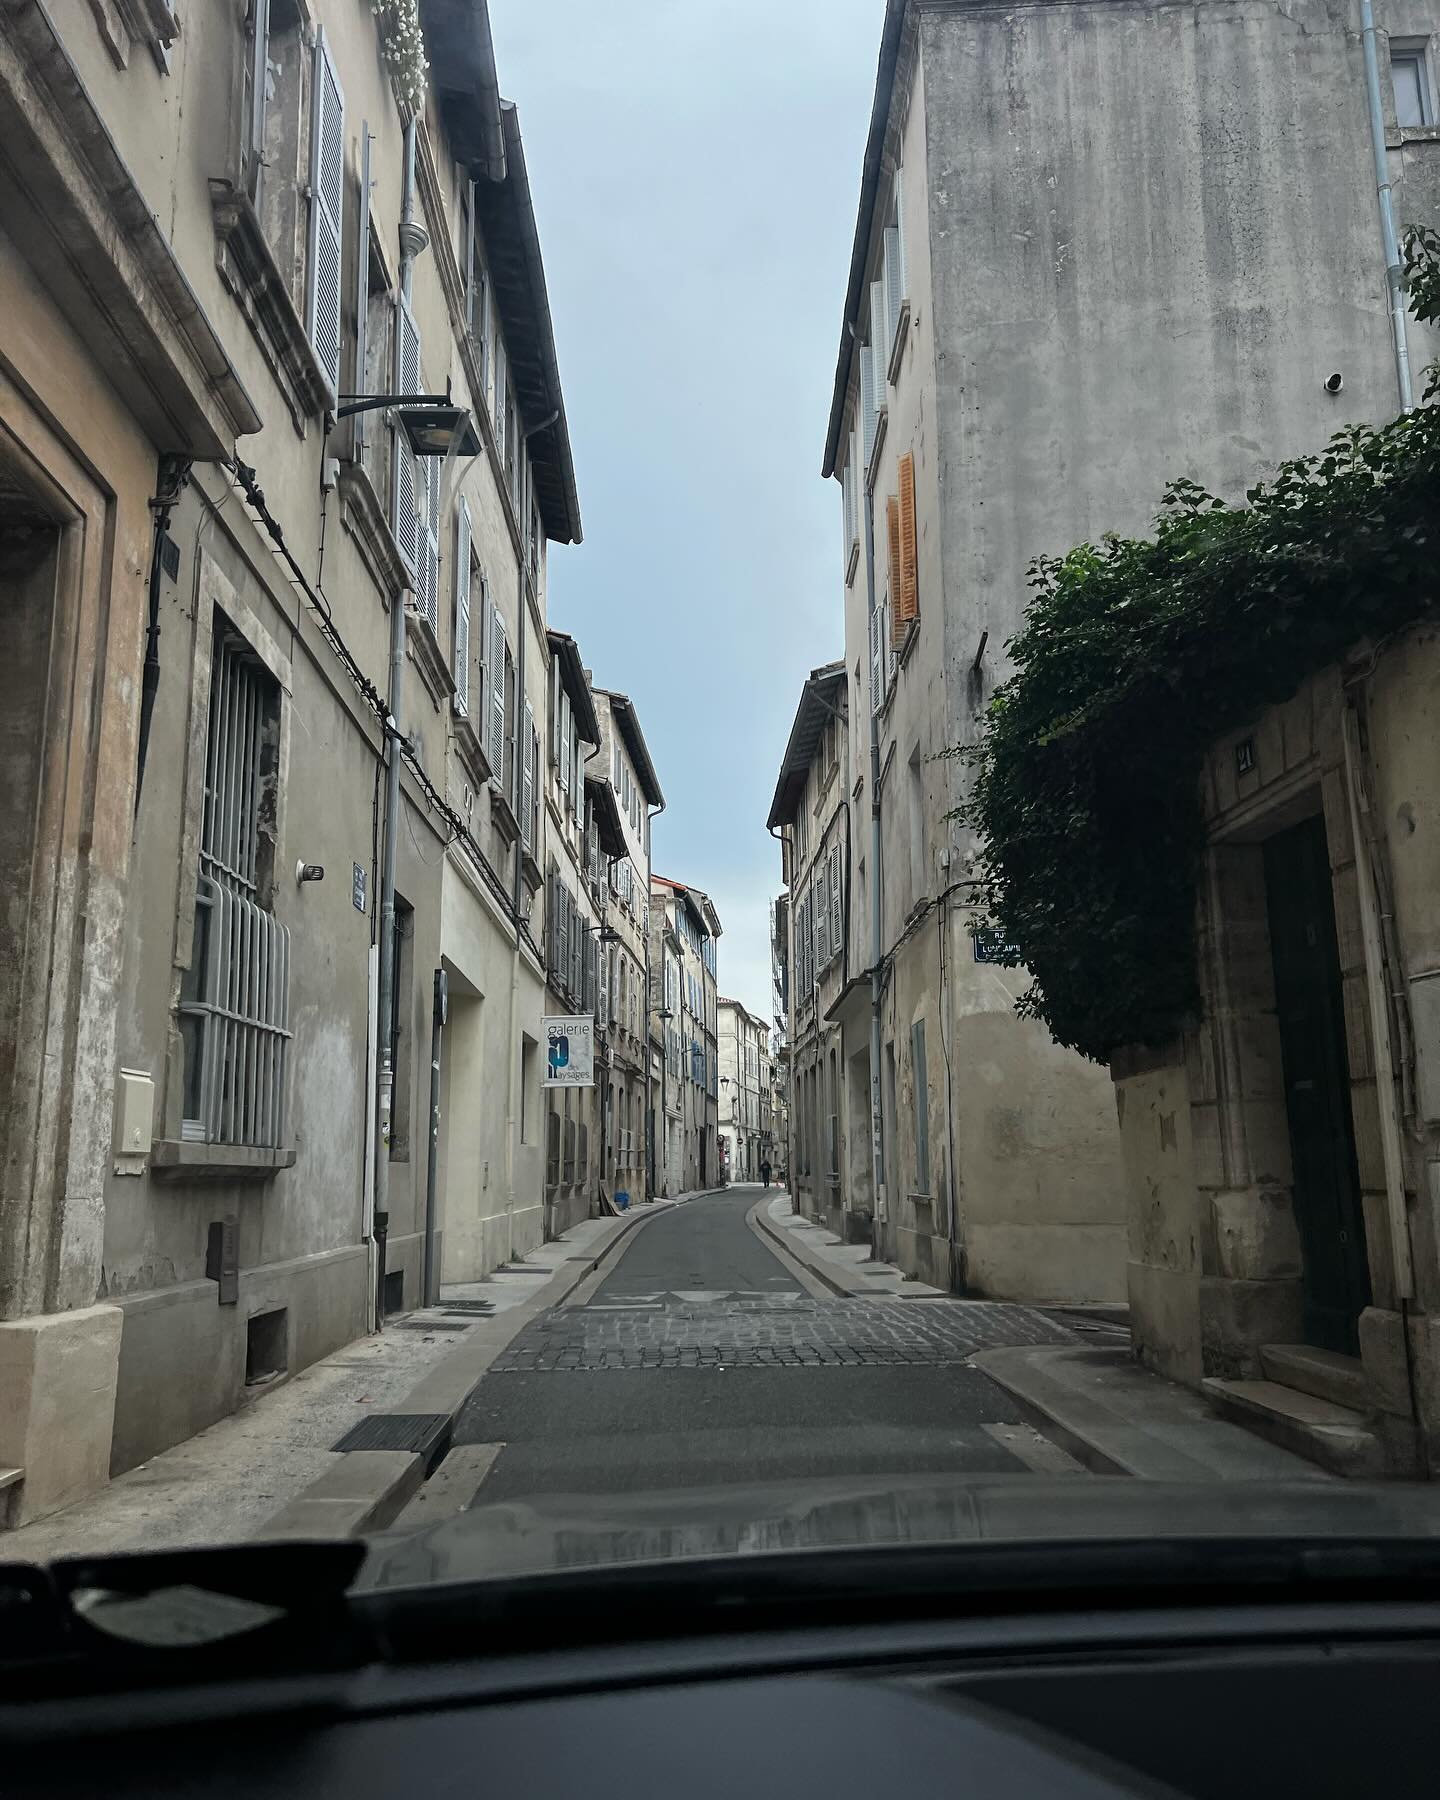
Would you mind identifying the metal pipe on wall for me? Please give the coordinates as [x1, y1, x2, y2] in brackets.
[372, 116, 426, 1327]
[1360, 0, 1414, 413]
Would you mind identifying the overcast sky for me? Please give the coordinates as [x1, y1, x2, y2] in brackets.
[488, 0, 882, 1025]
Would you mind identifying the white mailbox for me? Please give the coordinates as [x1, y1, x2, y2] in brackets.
[113, 1067, 155, 1173]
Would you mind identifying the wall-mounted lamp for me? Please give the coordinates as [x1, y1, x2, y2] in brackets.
[296, 862, 325, 886]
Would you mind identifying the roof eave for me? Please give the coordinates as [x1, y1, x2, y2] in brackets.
[547, 631, 601, 746]
[821, 0, 909, 480]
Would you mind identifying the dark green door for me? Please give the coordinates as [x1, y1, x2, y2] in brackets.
[1263, 815, 1371, 1355]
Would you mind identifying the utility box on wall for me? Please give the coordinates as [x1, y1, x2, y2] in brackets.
[112, 1068, 155, 1175]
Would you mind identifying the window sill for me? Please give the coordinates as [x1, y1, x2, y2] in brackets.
[897, 615, 920, 667]
[887, 301, 911, 386]
[1389, 124, 1440, 146]
[407, 606, 454, 712]
[453, 714, 494, 790]
[152, 1140, 296, 1183]
[338, 463, 409, 607]
[209, 180, 332, 433]
[492, 785, 521, 846]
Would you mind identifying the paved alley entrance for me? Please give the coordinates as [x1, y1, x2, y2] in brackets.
[452, 1188, 1083, 1501]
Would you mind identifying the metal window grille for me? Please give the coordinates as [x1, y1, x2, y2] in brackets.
[181, 635, 291, 1148]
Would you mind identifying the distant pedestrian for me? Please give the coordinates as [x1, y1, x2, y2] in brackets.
[760, 1159, 772, 1187]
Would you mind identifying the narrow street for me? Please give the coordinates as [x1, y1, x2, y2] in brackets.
[452, 1188, 1084, 1503]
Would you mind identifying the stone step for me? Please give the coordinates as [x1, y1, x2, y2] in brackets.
[1259, 1343, 1370, 1412]
[1201, 1378, 1381, 1478]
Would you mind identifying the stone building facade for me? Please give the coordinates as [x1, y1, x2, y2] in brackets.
[807, 0, 1440, 1303]
[0, 0, 604, 1525]
[1114, 625, 1440, 1474]
[718, 999, 770, 1182]
[649, 877, 721, 1195]
[592, 688, 663, 1209]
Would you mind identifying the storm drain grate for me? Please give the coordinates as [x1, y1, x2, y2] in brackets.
[333, 1413, 451, 1456]
[395, 1318, 470, 1331]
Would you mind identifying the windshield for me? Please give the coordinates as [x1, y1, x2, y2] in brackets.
[2, 0, 1439, 1589]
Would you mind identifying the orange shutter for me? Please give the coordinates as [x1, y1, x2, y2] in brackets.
[885, 494, 902, 645]
[896, 451, 918, 630]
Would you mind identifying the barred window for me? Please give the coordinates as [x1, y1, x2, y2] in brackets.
[179, 626, 290, 1148]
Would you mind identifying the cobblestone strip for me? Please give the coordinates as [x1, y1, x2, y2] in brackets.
[490, 1297, 1078, 1373]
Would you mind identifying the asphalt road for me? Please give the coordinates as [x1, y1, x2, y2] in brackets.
[451, 1188, 1083, 1505]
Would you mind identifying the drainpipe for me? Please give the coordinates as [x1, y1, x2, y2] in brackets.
[423, 967, 447, 1305]
[861, 478, 887, 1238]
[1360, 0, 1414, 413]
[373, 116, 429, 1326]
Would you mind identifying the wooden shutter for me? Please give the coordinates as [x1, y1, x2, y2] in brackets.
[870, 278, 886, 380]
[815, 873, 830, 969]
[572, 897, 584, 997]
[392, 296, 421, 572]
[886, 494, 904, 647]
[841, 457, 856, 565]
[830, 845, 843, 960]
[452, 500, 471, 715]
[896, 451, 918, 631]
[556, 883, 570, 987]
[860, 345, 877, 468]
[488, 610, 506, 779]
[306, 29, 344, 399]
[353, 125, 372, 452]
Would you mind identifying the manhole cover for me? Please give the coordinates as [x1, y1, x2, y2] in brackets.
[333, 1413, 450, 1456]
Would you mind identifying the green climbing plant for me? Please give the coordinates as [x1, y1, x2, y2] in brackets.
[957, 226, 1440, 1065]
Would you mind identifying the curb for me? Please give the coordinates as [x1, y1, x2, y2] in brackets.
[749, 1194, 867, 1298]
[258, 1204, 659, 1540]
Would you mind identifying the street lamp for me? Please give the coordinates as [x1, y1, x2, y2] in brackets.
[336, 389, 482, 458]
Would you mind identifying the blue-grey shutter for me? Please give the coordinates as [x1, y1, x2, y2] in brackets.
[860, 345, 877, 468]
[392, 295, 421, 572]
[353, 125, 373, 453]
[421, 450, 440, 632]
[452, 499, 471, 715]
[522, 701, 536, 848]
[488, 609, 506, 779]
[892, 169, 907, 307]
[883, 226, 902, 367]
[306, 29, 344, 399]
[830, 845, 843, 960]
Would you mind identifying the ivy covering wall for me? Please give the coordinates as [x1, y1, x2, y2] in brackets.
[959, 228, 1440, 1065]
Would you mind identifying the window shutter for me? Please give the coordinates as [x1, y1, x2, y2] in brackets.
[557, 886, 570, 988]
[841, 458, 855, 565]
[869, 604, 883, 715]
[494, 338, 506, 443]
[551, 653, 562, 764]
[353, 125, 372, 453]
[422, 452, 440, 632]
[559, 689, 571, 792]
[815, 873, 830, 969]
[246, 0, 270, 200]
[860, 345, 877, 468]
[896, 451, 918, 629]
[870, 278, 886, 387]
[522, 701, 536, 847]
[306, 29, 344, 399]
[463, 178, 477, 331]
[392, 296, 421, 573]
[572, 898, 584, 997]
[488, 609, 506, 779]
[452, 500, 471, 715]
[530, 720, 540, 847]
[883, 225, 902, 366]
[886, 494, 904, 647]
[893, 169, 907, 308]
[849, 430, 862, 545]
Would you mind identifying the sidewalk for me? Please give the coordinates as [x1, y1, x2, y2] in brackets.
[3, 1206, 661, 1563]
[754, 1191, 1325, 1482]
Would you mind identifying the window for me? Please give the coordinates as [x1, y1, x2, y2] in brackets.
[1393, 45, 1435, 127]
[392, 293, 422, 574]
[908, 748, 925, 904]
[355, 190, 391, 474]
[180, 626, 290, 1149]
[882, 168, 907, 372]
[453, 500, 473, 717]
[911, 1018, 931, 1196]
[461, 177, 489, 390]
[525, 709, 540, 849]
[487, 610, 508, 786]
[304, 27, 344, 398]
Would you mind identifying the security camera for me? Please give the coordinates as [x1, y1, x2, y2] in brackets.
[1324, 372, 1344, 395]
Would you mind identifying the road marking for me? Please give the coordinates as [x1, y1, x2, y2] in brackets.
[982, 1421, 1085, 1474]
[672, 1290, 732, 1303]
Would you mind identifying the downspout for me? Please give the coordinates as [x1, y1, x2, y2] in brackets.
[373, 115, 428, 1326]
[646, 796, 665, 1200]
[1360, 0, 1414, 412]
[134, 456, 193, 817]
[861, 474, 887, 1237]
